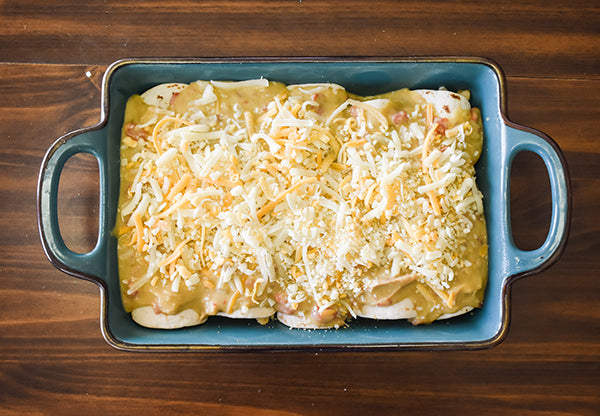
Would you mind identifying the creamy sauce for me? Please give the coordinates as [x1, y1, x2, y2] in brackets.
[115, 80, 487, 328]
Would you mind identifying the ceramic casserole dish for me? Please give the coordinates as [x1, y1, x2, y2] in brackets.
[37, 57, 570, 351]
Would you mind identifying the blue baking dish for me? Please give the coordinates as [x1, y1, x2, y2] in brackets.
[37, 58, 570, 350]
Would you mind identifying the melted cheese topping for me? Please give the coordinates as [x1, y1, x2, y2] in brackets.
[115, 80, 487, 328]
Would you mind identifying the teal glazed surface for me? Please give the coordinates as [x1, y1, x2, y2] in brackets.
[37, 58, 570, 350]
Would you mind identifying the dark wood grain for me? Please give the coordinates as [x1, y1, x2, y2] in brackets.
[1, 0, 599, 79]
[1, 1, 599, 415]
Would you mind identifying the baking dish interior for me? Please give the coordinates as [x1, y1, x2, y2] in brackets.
[101, 59, 508, 349]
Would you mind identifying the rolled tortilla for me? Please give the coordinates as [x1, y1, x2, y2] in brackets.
[438, 306, 474, 320]
[276, 312, 343, 329]
[131, 306, 207, 329]
[132, 306, 275, 330]
[140, 82, 188, 109]
[414, 89, 471, 121]
[358, 298, 417, 320]
[217, 307, 276, 319]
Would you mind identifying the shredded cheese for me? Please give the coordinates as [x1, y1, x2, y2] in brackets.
[158, 238, 191, 268]
[256, 177, 318, 219]
[152, 117, 193, 155]
[117, 79, 487, 327]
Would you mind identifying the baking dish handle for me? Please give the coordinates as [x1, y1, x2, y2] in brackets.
[504, 124, 570, 277]
[38, 127, 109, 281]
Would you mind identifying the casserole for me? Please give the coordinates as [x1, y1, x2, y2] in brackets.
[117, 80, 488, 329]
[38, 57, 570, 350]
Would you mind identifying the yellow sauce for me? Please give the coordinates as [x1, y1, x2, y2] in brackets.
[115, 80, 487, 328]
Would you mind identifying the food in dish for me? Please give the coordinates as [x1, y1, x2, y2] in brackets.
[115, 78, 487, 329]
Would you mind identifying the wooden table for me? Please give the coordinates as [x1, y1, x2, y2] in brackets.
[1, 1, 598, 414]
